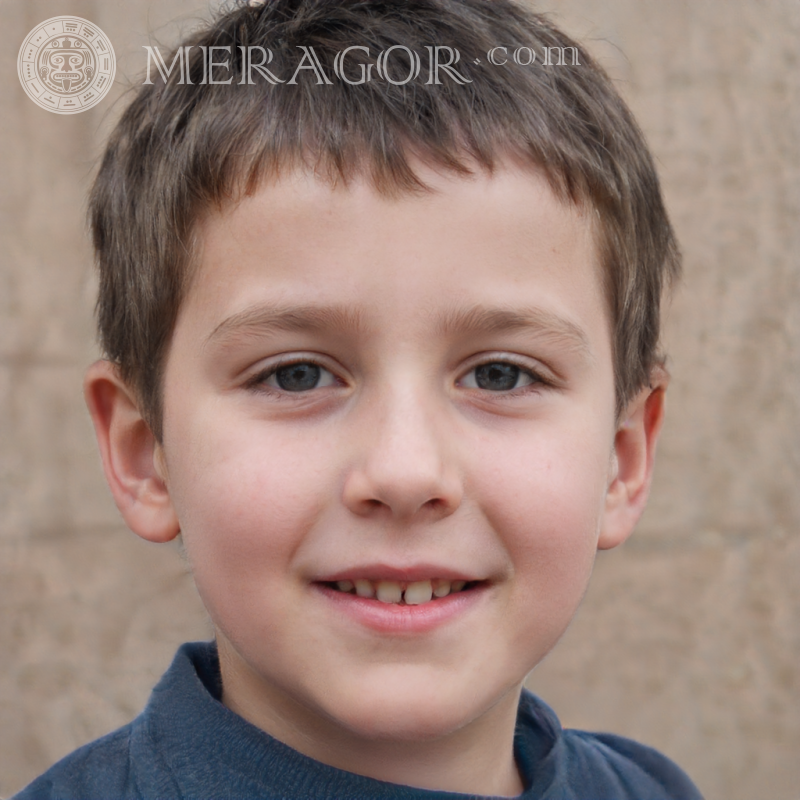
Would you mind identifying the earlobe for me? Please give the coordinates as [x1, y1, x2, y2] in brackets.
[597, 377, 667, 551]
[84, 360, 180, 543]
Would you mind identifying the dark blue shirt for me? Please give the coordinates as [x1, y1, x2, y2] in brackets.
[13, 641, 703, 799]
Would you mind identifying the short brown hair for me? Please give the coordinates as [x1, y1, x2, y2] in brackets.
[90, 0, 680, 440]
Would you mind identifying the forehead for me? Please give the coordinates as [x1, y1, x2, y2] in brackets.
[181, 162, 608, 358]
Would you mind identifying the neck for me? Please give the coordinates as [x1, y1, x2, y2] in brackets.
[218, 640, 524, 796]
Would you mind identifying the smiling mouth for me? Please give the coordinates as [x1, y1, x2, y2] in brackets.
[320, 578, 482, 606]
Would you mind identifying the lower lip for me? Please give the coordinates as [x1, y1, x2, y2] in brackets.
[314, 583, 489, 634]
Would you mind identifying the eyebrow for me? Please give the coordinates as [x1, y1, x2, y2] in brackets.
[205, 301, 592, 360]
[205, 303, 367, 348]
[435, 304, 593, 359]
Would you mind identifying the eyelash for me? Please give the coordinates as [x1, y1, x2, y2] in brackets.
[246, 356, 549, 397]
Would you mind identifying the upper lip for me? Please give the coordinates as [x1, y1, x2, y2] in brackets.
[314, 563, 481, 583]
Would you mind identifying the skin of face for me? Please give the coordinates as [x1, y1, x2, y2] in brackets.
[85, 162, 666, 797]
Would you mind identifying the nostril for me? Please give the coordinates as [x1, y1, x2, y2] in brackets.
[423, 497, 448, 511]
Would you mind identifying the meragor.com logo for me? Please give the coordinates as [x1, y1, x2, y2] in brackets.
[17, 16, 115, 114]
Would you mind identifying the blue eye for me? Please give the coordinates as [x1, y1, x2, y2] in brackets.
[252, 359, 539, 395]
[262, 362, 338, 392]
[461, 362, 538, 392]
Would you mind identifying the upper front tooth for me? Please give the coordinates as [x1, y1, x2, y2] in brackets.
[376, 581, 403, 603]
[355, 579, 375, 598]
[433, 580, 451, 598]
[404, 580, 433, 605]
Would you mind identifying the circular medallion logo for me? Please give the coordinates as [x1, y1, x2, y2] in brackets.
[18, 16, 116, 114]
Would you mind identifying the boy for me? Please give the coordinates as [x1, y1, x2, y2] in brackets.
[14, 0, 703, 797]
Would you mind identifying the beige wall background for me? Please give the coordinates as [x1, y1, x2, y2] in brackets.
[1, 1, 798, 798]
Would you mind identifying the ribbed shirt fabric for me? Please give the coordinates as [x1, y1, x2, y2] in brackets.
[13, 641, 703, 800]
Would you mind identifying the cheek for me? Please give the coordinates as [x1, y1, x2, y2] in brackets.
[474, 422, 610, 600]
[166, 412, 333, 601]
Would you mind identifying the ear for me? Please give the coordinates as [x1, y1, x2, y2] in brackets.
[84, 360, 180, 543]
[597, 371, 668, 551]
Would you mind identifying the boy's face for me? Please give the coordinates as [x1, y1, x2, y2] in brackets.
[89, 162, 661, 780]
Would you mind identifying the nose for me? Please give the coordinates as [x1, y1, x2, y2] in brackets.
[341, 382, 463, 522]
